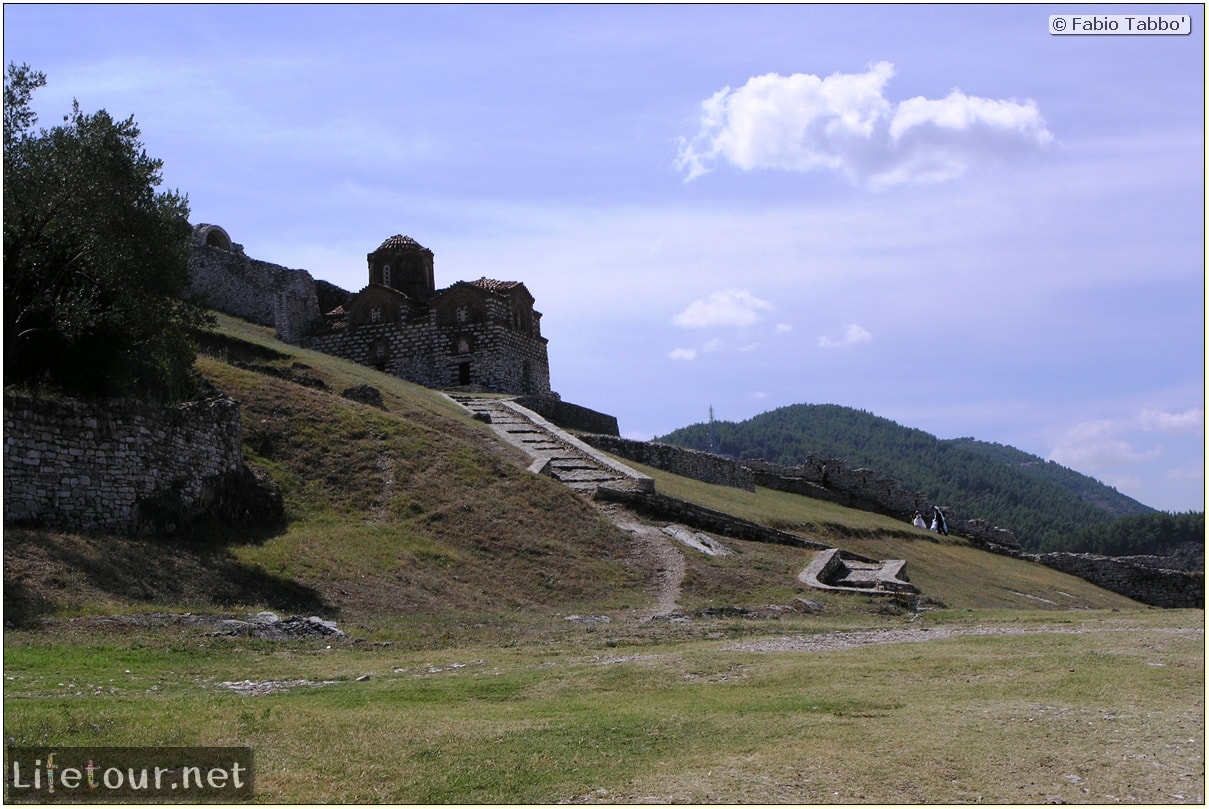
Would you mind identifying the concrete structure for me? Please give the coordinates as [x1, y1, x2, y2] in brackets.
[799, 548, 917, 594]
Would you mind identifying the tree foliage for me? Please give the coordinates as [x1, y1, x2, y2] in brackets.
[1064, 510, 1204, 558]
[657, 403, 1165, 551]
[4, 63, 212, 402]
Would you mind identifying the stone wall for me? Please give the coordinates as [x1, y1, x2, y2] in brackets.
[580, 439, 1019, 547]
[594, 488, 829, 550]
[581, 435, 755, 491]
[304, 312, 552, 396]
[3, 392, 279, 535]
[1025, 552, 1203, 608]
[186, 243, 323, 344]
[514, 396, 619, 436]
[744, 457, 1021, 549]
[745, 457, 931, 517]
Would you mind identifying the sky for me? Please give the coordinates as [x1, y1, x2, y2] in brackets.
[3, 4, 1204, 512]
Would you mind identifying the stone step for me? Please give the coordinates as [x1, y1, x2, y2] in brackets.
[444, 393, 654, 496]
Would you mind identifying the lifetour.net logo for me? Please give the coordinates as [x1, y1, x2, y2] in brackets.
[5, 747, 253, 803]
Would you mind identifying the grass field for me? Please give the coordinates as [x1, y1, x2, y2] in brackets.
[4, 313, 1204, 803]
[4, 609, 1202, 803]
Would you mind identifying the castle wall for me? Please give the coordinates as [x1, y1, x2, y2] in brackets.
[187, 244, 322, 344]
[4, 393, 247, 534]
[1025, 552, 1203, 608]
[580, 435, 754, 491]
[744, 457, 932, 518]
[576, 438, 1021, 548]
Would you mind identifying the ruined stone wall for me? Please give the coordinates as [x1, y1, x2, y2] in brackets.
[745, 457, 931, 517]
[574, 442, 1020, 547]
[187, 244, 322, 344]
[580, 436, 755, 491]
[4, 393, 245, 534]
[1025, 552, 1203, 608]
[594, 488, 829, 550]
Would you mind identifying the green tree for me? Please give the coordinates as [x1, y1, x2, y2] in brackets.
[4, 63, 212, 402]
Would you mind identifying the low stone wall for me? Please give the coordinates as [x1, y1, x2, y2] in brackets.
[583, 441, 1021, 547]
[1024, 552, 1204, 609]
[514, 396, 619, 436]
[745, 457, 931, 518]
[581, 435, 755, 491]
[745, 458, 1021, 549]
[594, 488, 828, 550]
[4, 393, 280, 535]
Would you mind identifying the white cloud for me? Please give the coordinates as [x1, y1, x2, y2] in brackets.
[668, 347, 697, 361]
[1168, 465, 1205, 482]
[702, 338, 725, 353]
[1047, 419, 1164, 470]
[776, 323, 794, 334]
[676, 62, 1051, 187]
[672, 289, 773, 328]
[818, 323, 872, 349]
[1139, 407, 1204, 433]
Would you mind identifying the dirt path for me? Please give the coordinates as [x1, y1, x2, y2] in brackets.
[595, 503, 685, 620]
[366, 432, 395, 525]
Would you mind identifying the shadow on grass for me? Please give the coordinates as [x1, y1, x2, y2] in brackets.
[3, 527, 333, 627]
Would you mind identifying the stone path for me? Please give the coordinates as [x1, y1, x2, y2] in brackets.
[446, 394, 653, 494]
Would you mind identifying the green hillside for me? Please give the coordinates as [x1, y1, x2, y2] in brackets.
[656, 403, 1156, 551]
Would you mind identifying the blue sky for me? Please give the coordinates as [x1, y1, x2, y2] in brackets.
[4, 4, 1204, 512]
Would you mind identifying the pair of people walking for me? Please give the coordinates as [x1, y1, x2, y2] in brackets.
[912, 506, 948, 535]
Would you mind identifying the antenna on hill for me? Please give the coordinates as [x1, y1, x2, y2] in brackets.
[707, 404, 718, 455]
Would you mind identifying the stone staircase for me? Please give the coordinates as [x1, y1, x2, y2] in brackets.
[446, 394, 654, 495]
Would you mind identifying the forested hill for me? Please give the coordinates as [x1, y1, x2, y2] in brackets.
[655, 403, 1155, 551]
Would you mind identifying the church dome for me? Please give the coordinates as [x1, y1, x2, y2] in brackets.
[376, 234, 430, 253]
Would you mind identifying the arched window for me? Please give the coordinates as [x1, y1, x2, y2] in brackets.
[382, 265, 391, 287]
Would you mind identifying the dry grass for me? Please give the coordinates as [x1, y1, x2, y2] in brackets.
[4, 610, 1201, 803]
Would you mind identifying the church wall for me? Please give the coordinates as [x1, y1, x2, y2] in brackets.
[303, 311, 551, 395]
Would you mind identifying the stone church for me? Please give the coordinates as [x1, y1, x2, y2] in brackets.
[187, 226, 552, 396]
[306, 235, 551, 395]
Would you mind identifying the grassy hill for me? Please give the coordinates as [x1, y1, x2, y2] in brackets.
[4, 313, 1202, 804]
[6, 313, 1147, 627]
[656, 403, 1156, 551]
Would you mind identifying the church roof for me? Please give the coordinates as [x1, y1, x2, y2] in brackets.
[470, 277, 523, 294]
[375, 234, 431, 253]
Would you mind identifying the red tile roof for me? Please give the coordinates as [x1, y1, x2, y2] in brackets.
[470, 277, 522, 293]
